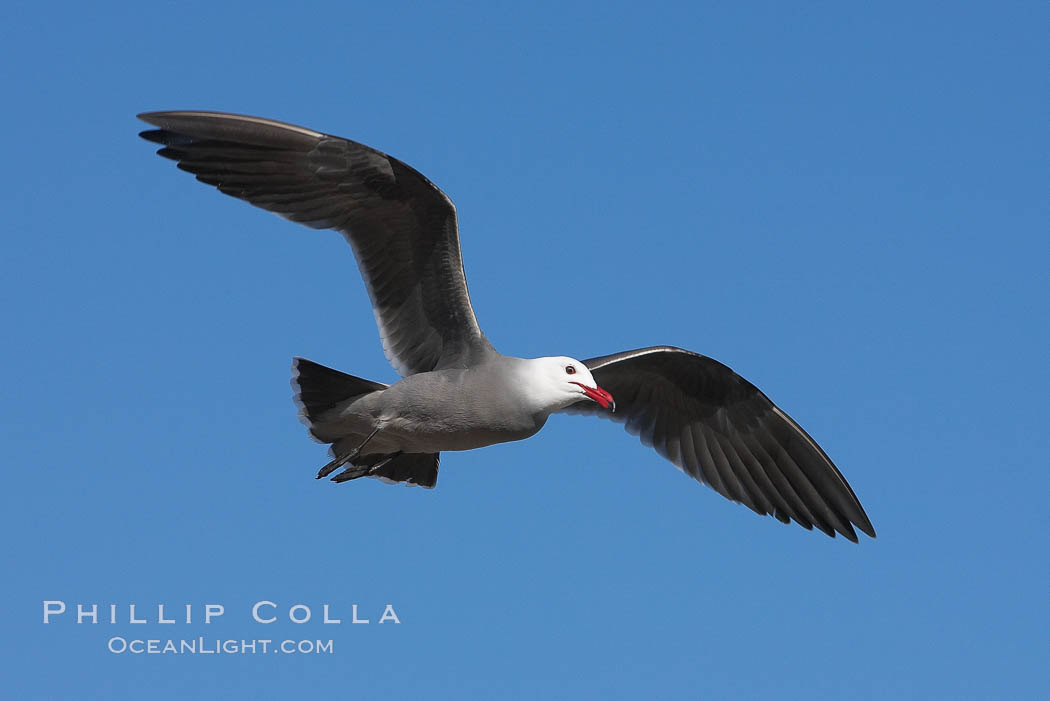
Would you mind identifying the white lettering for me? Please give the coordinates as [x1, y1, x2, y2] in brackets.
[158, 604, 174, 624]
[77, 604, 98, 624]
[205, 604, 224, 624]
[252, 600, 277, 624]
[323, 604, 341, 624]
[108, 636, 127, 653]
[43, 600, 66, 623]
[379, 604, 401, 624]
[129, 604, 146, 624]
[351, 604, 369, 624]
[289, 604, 311, 624]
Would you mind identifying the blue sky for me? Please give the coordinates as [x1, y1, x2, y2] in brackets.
[2, 2, 1046, 699]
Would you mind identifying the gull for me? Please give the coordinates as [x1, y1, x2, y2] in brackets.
[139, 111, 875, 541]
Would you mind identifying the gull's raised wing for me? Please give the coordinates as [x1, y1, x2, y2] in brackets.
[139, 111, 493, 376]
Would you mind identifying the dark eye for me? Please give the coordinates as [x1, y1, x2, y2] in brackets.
[565, 365, 576, 375]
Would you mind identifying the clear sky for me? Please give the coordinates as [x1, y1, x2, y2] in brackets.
[3, 2, 1046, 699]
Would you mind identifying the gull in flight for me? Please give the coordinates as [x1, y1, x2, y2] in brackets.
[139, 111, 875, 541]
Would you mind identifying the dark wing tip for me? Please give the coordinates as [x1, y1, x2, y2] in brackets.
[137, 110, 166, 125]
[838, 523, 859, 543]
[855, 517, 877, 539]
[138, 128, 181, 146]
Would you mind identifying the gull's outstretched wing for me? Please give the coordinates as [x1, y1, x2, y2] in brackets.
[139, 111, 493, 376]
[564, 346, 875, 541]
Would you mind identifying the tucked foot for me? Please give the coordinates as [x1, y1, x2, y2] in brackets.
[316, 450, 358, 479]
[315, 426, 382, 479]
[330, 453, 400, 483]
[330, 464, 369, 483]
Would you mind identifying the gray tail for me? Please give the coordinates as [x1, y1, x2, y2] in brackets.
[291, 357, 386, 441]
[291, 358, 440, 489]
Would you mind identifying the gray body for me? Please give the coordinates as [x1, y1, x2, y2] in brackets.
[321, 359, 547, 455]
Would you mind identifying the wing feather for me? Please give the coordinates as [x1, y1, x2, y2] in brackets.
[139, 110, 493, 375]
[564, 346, 875, 541]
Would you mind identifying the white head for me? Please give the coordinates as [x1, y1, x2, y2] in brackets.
[521, 356, 616, 414]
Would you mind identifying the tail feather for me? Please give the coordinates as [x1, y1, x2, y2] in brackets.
[291, 357, 386, 428]
[371, 453, 440, 488]
[291, 357, 440, 488]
